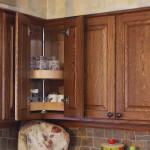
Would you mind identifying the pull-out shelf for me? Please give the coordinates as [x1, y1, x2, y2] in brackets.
[30, 70, 64, 79]
[30, 102, 64, 111]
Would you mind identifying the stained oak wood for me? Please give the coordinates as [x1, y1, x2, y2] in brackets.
[2, 13, 15, 121]
[53, 120, 150, 132]
[116, 11, 150, 120]
[64, 17, 84, 118]
[85, 16, 115, 119]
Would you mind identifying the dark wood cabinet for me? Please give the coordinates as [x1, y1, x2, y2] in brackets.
[85, 16, 115, 119]
[2, 7, 150, 129]
[116, 11, 150, 120]
[85, 10, 150, 121]
[15, 14, 84, 120]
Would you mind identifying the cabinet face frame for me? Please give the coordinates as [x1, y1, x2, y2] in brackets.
[116, 11, 150, 120]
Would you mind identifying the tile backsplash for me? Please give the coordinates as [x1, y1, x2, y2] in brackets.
[1, 126, 150, 150]
[65, 127, 150, 150]
[0, 127, 18, 150]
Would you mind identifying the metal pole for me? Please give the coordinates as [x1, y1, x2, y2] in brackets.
[42, 79, 45, 102]
[42, 28, 45, 56]
[41, 28, 46, 113]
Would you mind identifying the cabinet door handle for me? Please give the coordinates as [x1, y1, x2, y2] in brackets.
[116, 113, 122, 118]
[107, 112, 113, 118]
[62, 96, 69, 104]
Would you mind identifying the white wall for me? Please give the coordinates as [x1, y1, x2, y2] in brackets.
[0, 0, 47, 18]
[47, 0, 150, 19]
[0, 0, 150, 19]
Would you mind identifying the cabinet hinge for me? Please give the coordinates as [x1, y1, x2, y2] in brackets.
[62, 96, 69, 104]
[62, 28, 69, 37]
[28, 27, 33, 36]
[27, 97, 32, 103]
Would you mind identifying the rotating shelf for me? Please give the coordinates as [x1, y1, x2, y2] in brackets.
[30, 102, 64, 111]
[30, 70, 63, 79]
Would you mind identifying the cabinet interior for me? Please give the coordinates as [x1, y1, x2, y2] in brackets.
[30, 24, 65, 112]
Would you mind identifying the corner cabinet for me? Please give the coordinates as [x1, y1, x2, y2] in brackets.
[15, 13, 84, 121]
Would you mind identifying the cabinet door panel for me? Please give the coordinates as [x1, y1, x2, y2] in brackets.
[64, 17, 84, 118]
[85, 16, 115, 119]
[116, 11, 150, 120]
[2, 13, 15, 121]
[15, 13, 30, 120]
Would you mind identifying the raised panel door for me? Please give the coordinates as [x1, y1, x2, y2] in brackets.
[85, 16, 115, 119]
[116, 11, 150, 120]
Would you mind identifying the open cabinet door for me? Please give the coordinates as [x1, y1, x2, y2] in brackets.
[64, 17, 84, 118]
[15, 13, 31, 121]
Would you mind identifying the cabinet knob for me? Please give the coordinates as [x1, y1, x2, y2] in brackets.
[116, 113, 122, 118]
[107, 112, 113, 118]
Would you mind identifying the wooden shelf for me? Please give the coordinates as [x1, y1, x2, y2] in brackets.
[30, 102, 64, 111]
[30, 70, 63, 79]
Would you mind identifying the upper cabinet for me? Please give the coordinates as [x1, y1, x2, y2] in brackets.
[116, 11, 150, 120]
[2, 7, 150, 125]
[15, 13, 84, 121]
[85, 10, 150, 121]
[84, 16, 115, 119]
[0, 11, 15, 121]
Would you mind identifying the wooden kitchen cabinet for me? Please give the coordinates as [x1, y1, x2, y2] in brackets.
[116, 11, 150, 120]
[15, 13, 84, 121]
[85, 10, 150, 121]
[0, 11, 16, 121]
[84, 15, 115, 119]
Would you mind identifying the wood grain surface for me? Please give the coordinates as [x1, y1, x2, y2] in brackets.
[116, 10, 150, 120]
[85, 15, 115, 119]
[2, 13, 15, 121]
[64, 16, 84, 118]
